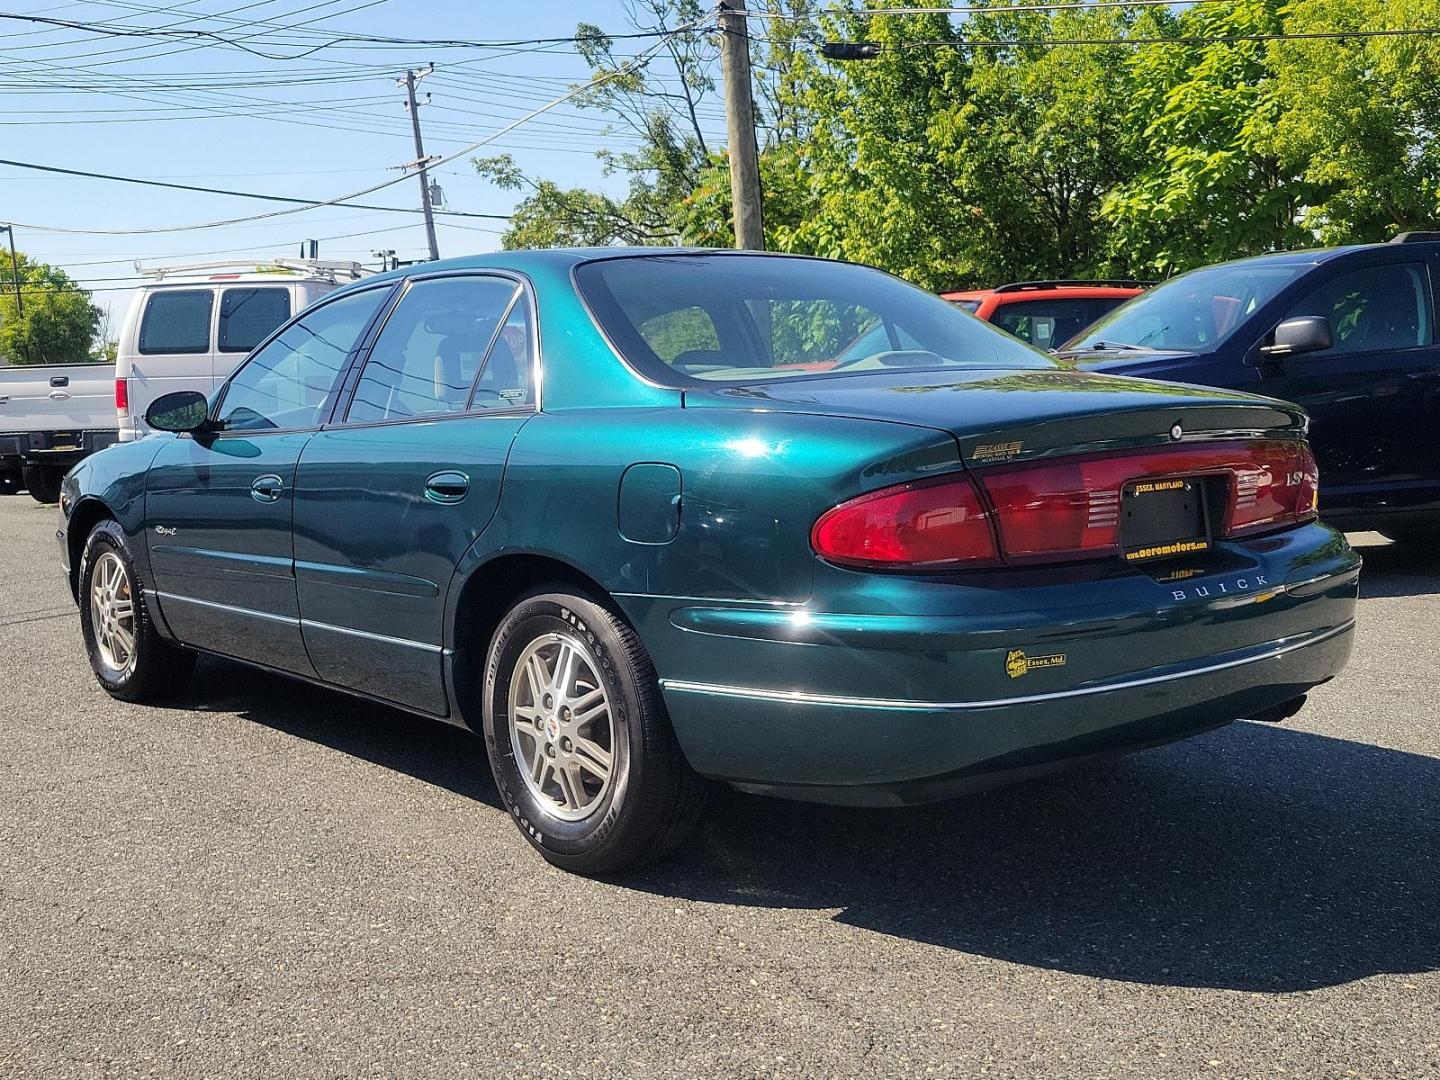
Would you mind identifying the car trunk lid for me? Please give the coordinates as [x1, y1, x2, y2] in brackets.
[680, 367, 1305, 466]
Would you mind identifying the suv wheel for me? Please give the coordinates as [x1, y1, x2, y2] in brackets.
[23, 464, 62, 504]
[482, 589, 705, 874]
[79, 520, 196, 702]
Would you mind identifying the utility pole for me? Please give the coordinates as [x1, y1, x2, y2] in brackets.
[1, 224, 23, 318]
[717, 2, 764, 250]
[398, 64, 441, 262]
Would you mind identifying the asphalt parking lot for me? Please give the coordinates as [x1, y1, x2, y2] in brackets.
[1, 497, 1436, 1080]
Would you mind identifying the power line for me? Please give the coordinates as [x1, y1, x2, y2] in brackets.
[880, 25, 1440, 49]
[0, 10, 698, 60]
[0, 156, 511, 219]
[1, 8, 715, 236]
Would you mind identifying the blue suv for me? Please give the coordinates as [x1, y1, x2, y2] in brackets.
[1062, 234, 1440, 544]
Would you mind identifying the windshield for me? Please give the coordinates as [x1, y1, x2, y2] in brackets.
[1066, 263, 1305, 353]
[575, 254, 1052, 384]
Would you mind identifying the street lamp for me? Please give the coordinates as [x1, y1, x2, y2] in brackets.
[818, 41, 883, 60]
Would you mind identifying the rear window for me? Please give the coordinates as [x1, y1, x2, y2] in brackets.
[138, 290, 212, 355]
[993, 298, 1129, 350]
[576, 255, 1049, 385]
[218, 287, 291, 353]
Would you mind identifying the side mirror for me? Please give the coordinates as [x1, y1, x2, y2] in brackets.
[1261, 315, 1332, 358]
[145, 390, 211, 434]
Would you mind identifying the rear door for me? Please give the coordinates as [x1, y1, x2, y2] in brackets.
[146, 285, 392, 674]
[292, 272, 536, 714]
[214, 284, 293, 388]
[1253, 258, 1440, 515]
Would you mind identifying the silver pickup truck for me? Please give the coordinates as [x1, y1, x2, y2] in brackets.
[0, 363, 118, 503]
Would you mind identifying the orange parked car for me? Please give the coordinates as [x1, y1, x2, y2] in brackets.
[943, 280, 1150, 351]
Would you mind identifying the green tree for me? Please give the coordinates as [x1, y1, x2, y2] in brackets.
[1101, 0, 1315, 275]
[0, 251, 101, 366]
[934, 5, 1143, 284]
[476, 0, 718, 248]
[1267, 0, 1440, 242]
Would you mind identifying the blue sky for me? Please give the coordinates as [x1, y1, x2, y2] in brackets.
[0, 0, 730, 329]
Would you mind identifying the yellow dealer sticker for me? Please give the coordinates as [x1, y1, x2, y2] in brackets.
[1123, 539, 1210, 562]
[1005, 648, 1067, 679]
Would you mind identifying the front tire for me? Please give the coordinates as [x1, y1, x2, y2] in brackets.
[79, 520, 196, 702]
[23, 463, 62, 504]
[482, 589, 705, 874]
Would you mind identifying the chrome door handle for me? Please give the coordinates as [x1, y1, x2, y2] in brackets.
[251, 474, 284, 503]
[424, 470, 469, 504]
[48, 389, 72, 400]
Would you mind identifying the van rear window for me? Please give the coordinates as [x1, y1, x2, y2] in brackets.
[219, 288, 290, 353]
[139, 290, 213, 355]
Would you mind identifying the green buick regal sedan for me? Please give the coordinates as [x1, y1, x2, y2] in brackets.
[57, 250, 1360, 873]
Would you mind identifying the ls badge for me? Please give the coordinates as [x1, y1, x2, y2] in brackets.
[1006, 648, 1067, 679]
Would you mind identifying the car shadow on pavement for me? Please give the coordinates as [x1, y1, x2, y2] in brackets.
[629, 722, 1439, 993]
[184, 657, 504, 811]
[1346, 534, 1440, 598]
[183, 665, 1438, 994]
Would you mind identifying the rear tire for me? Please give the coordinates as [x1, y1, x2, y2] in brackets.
[79, 519, 196, 702]
[23, 464, 62, 504]
[482, 588, 705, 875]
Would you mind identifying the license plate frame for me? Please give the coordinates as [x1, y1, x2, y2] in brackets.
[1120, 477, 1212, 563]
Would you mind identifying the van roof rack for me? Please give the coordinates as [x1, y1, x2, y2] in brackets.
[1389, 232, 1440, 244]
[133, 257, 366, 282]
[990, 279, 1154, 293]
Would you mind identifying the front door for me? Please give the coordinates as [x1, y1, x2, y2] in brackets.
[146, 285, 392, 674]
[1255, 259, 1440, 517]
[292, 273, 536, 714]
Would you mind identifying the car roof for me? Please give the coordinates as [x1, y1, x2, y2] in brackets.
[350, 246, 835, 289]
[942, 282, 1147, 302]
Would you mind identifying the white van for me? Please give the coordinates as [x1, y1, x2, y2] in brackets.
[115, 259, 366, 442]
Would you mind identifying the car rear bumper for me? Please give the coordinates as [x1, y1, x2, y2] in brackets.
[626, 522, 1360, 805]
[661, 617, 1352, 805]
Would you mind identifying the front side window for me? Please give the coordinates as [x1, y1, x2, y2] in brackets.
[138, 289, 212, 355]
[218, 287, 291, 353]
[1281, 263, 1433, 356]
[216, 287, 388, 432]
[347, 276, 520, 424]
[1070, 264, 1304, 353]
[575, 254, 1049, 384]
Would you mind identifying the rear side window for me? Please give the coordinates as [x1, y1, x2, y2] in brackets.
[138, 290, 212, 355]
[218, 288, 291, 353]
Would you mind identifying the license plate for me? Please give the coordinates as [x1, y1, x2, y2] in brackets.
[1121, 478, 1211, 563]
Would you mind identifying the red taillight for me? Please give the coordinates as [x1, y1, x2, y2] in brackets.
[1224, 441, 1319, 536]
[115, 377, 129, 417]
[813, 441, 1318, 570]
[811, 475, 999, 568]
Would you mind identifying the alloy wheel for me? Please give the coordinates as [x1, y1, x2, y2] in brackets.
[89, 551, 137, 676]
[507, 632, 615, 821]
